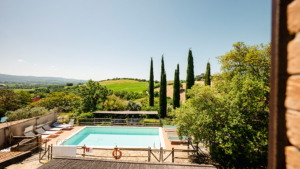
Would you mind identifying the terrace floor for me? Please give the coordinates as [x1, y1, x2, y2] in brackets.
[5, 126, 210, 169]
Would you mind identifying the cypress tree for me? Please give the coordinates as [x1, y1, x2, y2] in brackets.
[149, 58, 154, 106]
[173, 64, 180, 109]
[205, 62, 211, 86]
[159, 56, 167, 118]
[176, 64, 180, 107]
[173, 69, 177, 109]
[163, 72, 167, 117]
[186, 49, 194, 100]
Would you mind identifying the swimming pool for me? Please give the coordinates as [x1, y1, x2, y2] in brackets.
[61, 126, 166, 149]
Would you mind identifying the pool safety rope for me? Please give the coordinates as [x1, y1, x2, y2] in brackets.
[112, 150, 122, 159]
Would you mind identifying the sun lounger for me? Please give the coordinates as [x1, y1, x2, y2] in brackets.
[24, 131, 53, 142]
[166, 132, 178, 136]
[42, 124, 63, 134]
[53, 122, 73, 128]
[171, 140, 188, 145]
[36, 128, 59, 135]
[168, 136, 188, 140]
[43, 124, 63, 131]
[163, 126, 177, 128]
[164, 128, 177, 132]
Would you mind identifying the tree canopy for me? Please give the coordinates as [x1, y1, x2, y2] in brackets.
[172, 42, 270, 168]
[0, 89, 19, 118]
[80, 80, 109, 112]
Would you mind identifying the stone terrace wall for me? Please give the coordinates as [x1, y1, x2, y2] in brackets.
[285, 1, 300, 168]
[0, 112, 57, 150]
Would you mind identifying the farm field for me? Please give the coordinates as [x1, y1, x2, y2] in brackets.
[12, 89, 35, 92]
[155, 81, 206, 103]
[99, 80, 148, 93]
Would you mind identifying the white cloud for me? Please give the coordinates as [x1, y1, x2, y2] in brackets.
[34, 64, 37, 66]
[51, 66, 55, 68]
[54, 69, 58, 71]
[18, 59, 24, 62]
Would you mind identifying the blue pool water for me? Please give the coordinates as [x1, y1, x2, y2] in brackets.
[62, 127, 165, 148]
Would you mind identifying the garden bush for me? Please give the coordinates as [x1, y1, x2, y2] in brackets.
[5, 107, 57, 121]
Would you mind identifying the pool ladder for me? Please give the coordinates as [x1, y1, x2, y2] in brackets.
[56, 138, 70, 145]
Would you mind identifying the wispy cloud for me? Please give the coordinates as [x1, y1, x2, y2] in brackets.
[34, 64, 37, 66]
[18, 59, 24, 62]
[51, 66, 55, 68]
[54, 69, 58, 71]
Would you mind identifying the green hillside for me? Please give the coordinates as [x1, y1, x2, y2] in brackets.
[99, 80, 148, 93]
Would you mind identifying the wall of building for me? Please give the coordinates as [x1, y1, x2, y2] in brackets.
[285, 0, 300, 168]
[0, 112, 57, 149]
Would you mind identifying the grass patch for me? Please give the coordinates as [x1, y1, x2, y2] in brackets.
[99, 80, 148, 93]
[144, 119, 160, 123]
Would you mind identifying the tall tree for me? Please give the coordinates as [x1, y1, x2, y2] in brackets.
[0, 89, 19, 118]
[185, 49, 194, 100]
[80, 80, 108, 112]
[205, 62, 211, 86]
[176, 64, 180, 107]
[173, 64, 180, 109]
[149, 58, 154, 106]
[159, 56, 167, 118]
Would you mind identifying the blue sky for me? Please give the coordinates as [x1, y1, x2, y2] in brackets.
[0, 0, 272, 81]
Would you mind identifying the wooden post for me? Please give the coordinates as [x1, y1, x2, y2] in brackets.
[51, 144, 53, 159]
[38, 136, 41, 160]
[114, 146, 118, 160]
[143, 118, 145, 126]
[187, 138, 189, 155]
[83, 144, 86, 157]
[9, 130, 11, 145]
[39, 146, 41, 162]
[172, 148, 174, 163]
[159, 147, 163, 162]
[37, 135, 39, 149]
[148, 147, 151, 162]
[48, 145, 50, 160]
[45, 140, 47, 153]
[94, 118, 95, 126]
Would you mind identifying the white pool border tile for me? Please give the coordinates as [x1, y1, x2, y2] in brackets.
[60, 126, 166, 149]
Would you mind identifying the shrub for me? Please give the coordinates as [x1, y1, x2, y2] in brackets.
[31, 92, 81, 112]
[78, 112, 94, 118]
[127, 100, 142, 111]
[154, 91, 159, 97]
[6, 107, 53, 121]
[103, 95, 127, 111]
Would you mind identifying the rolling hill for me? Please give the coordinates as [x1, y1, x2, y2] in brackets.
[0, 73, 87, 84]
